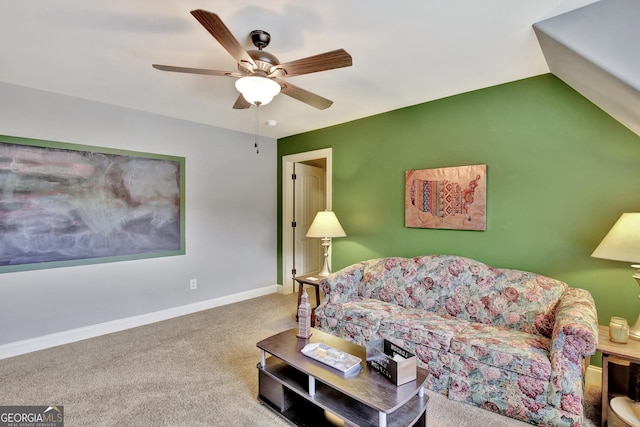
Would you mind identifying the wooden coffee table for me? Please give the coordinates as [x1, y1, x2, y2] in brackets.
[256, 328, 429, 427]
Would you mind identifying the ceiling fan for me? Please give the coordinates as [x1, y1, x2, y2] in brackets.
[152, 9, 353, 110]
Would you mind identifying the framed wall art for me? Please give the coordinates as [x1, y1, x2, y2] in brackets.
[0, 135, 185, 273]
[405, 164, 486, 231]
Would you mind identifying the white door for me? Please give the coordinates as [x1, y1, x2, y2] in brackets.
[293, 163, 326, 277]
[282, 148, 332, 294]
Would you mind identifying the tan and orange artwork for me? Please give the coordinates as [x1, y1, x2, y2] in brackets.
[405, 164, 486, 231]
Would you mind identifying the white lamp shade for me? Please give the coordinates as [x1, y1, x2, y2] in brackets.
[235, 76, 281, 106]
[306, 211, 346, 238]
[592, 213, 640, 263]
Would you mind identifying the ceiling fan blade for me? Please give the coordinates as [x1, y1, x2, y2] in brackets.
[274, 78, 333, 110]
[232, 94, 252, 109]
[152, 64, 241, 77]
[190, 10, 255, 68]
[274, 49, 352, 77]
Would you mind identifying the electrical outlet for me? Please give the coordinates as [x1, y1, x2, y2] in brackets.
[190, 279, 197, 290]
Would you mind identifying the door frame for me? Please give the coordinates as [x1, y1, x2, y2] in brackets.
[282, 148, 333, 294]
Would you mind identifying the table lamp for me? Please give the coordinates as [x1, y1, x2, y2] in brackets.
[592, 213, 640, 340]
[306, 211, 346, 277]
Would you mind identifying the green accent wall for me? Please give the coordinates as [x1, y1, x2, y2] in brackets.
[278, 74, 640, 344]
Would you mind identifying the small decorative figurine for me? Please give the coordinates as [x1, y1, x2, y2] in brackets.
[297, 288, 312, 339]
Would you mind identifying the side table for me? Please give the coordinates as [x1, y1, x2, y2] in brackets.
[293, 273, 324, 325]
[597, 324, 640, 427]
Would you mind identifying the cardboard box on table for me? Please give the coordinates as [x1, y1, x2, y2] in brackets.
[366, 339, 417, 386]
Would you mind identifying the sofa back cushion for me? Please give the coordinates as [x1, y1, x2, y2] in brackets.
[358, 255, 566, 338]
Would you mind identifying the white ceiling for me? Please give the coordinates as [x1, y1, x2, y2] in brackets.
[0, 0, 598, 139]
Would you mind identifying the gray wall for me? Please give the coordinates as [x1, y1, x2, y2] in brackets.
[0, 82, 277, 347]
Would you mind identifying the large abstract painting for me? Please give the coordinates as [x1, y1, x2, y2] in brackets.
[405, 164, 486, 231]
[0, 135, 185, 272]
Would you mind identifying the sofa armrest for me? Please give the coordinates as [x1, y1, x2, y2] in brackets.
[318, 262, 365, 305]
[547, 287, 599, 411]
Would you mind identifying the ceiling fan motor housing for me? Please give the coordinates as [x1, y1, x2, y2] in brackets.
[239, 50, 281, 76]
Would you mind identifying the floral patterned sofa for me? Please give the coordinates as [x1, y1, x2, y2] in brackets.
[314, 255, 598, 427]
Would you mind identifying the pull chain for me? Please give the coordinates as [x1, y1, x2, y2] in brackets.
[254, 102, 260, 154]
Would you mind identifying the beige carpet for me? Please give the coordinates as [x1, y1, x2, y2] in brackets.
[0, 292, 602, 426]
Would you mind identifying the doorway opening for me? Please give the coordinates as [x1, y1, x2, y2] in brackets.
[282, 148, 333, 294]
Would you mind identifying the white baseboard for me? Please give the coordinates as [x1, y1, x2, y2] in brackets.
[0, 284, 280, 360]
[586, 364, 602, 387]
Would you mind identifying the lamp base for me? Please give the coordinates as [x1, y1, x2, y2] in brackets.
[318, 238, 331, 277]
[318, 259, 331, 277]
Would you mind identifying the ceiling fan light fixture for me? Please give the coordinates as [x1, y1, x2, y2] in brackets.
[235, 76, 281, 106]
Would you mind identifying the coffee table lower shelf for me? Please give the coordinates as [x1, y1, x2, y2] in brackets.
[258, 356, 427, 427]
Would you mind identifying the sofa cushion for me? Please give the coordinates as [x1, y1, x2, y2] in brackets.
[319, 297, 405, 329]
[449, 323, 552, 381]
[379, 309, 470, 352]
